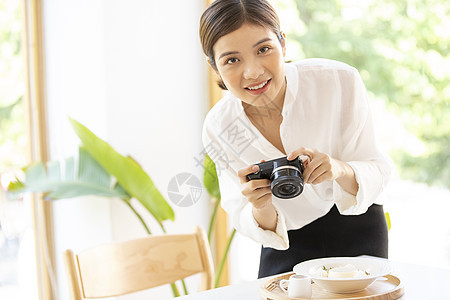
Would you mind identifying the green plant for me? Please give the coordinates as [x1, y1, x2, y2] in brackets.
[203, 154, 236, 288]
[69, 118, 174, 229]
[7, 118, 188, 296]
[8, 118, 239, 294]
[0, 97, 22, 128]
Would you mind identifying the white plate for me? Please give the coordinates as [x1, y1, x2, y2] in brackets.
[293, 257, 392, 294]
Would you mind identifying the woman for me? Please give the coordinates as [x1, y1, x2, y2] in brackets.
[200, 0, 393, 278]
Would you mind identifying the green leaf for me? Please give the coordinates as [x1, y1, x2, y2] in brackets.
[203, 154, 221, 200]
[113, 182, 131, 201]
[7, 178, 25, 192]
[7, 148, 130, 200]
[203, 154, 221, 242]
[0, 96, 22, 127]
[69, 118, 174, 222]
[78, 147, 111, 187]
[24, 162, 47, 183]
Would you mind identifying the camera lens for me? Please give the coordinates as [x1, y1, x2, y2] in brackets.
[279, 183, 295, 195]
[270, 166, 304, 199]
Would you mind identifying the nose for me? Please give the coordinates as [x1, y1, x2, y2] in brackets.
[243, 60, 264, 80]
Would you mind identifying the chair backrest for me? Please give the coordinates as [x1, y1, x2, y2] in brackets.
[63, 226, 214, 299]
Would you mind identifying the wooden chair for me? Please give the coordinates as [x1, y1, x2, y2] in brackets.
[63, 226, 214, 299]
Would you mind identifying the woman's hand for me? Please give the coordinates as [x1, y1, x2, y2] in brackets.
[287, 148, 342, 184]
[237, 162, 277, 231]
[237, 163, 272, 209]
[287, 147, 358, 195]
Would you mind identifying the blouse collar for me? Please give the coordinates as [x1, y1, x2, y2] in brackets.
[282, 62, 299, 118]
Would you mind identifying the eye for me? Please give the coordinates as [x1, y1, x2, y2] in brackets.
[258, 46, 270, 54]
[226, 57, 239, 65]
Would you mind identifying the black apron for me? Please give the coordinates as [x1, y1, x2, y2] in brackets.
[258, 204, 388, 278]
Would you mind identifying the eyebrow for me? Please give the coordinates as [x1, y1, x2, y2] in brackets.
[253, 37, 272, 47]
[217, 37, 274, 60]
[218, 51, 239, 60]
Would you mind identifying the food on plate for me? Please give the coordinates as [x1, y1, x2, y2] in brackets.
[313, 263, 371, 279]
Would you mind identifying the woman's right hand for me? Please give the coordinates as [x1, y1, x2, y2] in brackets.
[237, 163, 272, 209]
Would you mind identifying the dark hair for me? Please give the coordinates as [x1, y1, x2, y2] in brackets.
[199, 0, 283, 90]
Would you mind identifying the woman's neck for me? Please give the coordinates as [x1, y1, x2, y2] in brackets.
[242, 76, 287, 124]
[242, 100, 283, 125]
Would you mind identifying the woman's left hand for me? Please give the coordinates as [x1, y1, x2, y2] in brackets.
[287, 147, 348, 185]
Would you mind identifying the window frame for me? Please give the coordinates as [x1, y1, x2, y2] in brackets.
[23, 0, 55, 299]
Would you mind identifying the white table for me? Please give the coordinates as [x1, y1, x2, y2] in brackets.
[178, 259, 450, 299]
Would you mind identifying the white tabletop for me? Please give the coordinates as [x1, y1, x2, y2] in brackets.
[178, 259, 450, 299]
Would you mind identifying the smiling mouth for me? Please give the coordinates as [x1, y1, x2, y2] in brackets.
[246, 79, 271, 91]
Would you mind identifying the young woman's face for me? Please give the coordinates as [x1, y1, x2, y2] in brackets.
[212, 23, 287, 108]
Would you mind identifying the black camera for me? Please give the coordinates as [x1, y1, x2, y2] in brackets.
[246, 156, 305, 199]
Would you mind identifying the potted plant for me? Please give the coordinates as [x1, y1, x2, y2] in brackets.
[8, 118, 235, 295]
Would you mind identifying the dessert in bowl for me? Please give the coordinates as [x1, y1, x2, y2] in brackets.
[293, 257, 392, 293]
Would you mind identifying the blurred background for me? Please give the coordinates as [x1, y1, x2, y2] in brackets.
[0, 0, 449, 299]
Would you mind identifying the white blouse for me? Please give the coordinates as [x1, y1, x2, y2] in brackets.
[202, 58, 394, 250]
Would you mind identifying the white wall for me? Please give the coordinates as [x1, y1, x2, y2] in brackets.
[42, 1, 209, 299]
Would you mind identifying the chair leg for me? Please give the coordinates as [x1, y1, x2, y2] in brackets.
[63, 249, 83, 300]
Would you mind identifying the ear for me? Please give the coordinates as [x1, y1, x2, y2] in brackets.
[280, 32, 287, 57]
[206, 57, 219, 74]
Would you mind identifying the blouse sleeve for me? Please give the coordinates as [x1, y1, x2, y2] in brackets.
[333, 67, 394, 214]
[202, 116, 290, 250]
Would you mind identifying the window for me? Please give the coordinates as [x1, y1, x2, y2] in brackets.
[0, 1, 37, 298]
[276, 0, 450, 268]
[0, 0, 53, 299]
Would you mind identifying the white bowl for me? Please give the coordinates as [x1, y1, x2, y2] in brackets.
[293, 257, 392, 294]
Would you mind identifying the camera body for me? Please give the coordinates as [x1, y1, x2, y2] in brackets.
[246, 156, 305, 199]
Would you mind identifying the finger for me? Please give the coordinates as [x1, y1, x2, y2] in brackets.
[302, 152, 328, 181]
[307, 166, 328, 184]
[244, 185, 272, 201]
[305, 154, 335, 183]
[238, 164, 260, 184]
[241, 183, 271, 205]
[309, 169, 334, 185]
[302, 157, 321, 182]
[242, 179, 271, 195]
[287, 147, 315, 161]
[247, 188, 273, 209]
[253, 194, 273, 209]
